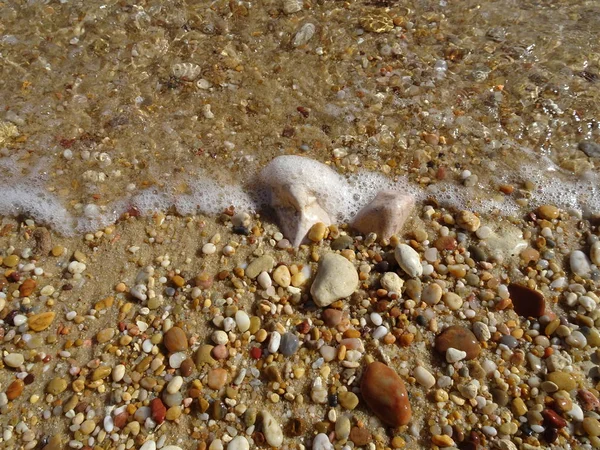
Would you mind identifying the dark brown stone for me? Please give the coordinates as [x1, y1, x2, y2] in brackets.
[508, 283, 545, 318]
[180, 358, 194, 377]
[542, 409, 567, 429]
[360, 361, 411, 427]
[435, 325, 481, 360]
[322, 309, 343, 327]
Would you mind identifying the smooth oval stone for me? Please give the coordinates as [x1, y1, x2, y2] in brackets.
[435, 325, 481, 360]
[360, 361, 411, 427]
[164, 327, 188, 353]
[280, 332, 300, 356]
[508, 283, 545, 318]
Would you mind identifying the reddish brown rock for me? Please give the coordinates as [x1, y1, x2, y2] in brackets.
[163, 326, 188, 353]
[360, 361, 411, 427]
[351, 191, 414, 240]
[207, 368, 228, 390]
[508, 283, 545, 318]
[6, 379, 24, 400]
[150, 398, 166, 424]
[435, 325, 481, 360]
[19, 279, 36, 297]
[180, 358, 195, 377]
[113, 411, 129, 429]
[542, 409, 567, 429]
[578, 389, 600, 411]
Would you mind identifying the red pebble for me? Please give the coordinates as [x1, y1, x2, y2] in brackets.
[542, 409, 567, 429]
[150, 398, 166, 424]
[250, 347, 262, 359]
[113, 411, 128, 429]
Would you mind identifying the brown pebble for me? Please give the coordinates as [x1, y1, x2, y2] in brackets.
[19, 279, 36, 297]
[322, 309, 343, 327]
[508, 283, 545, 318]
[42, 435, 62, 450]
[150, 398, 166, 424]
[435, 325, 481, 360]
[113, 411, 129, 429]
[6, 379, 24, 400]
[180, 358, 195, 377]
[164, 326, 188, 353]
[207, 368, 228, 390]
[349, 427, 371, 446]
[28, 311, 56, 331]
[578, 389, 600, 411]
[360, 361, 411, 427]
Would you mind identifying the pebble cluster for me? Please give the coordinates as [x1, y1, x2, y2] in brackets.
[1, 197, 600, 450]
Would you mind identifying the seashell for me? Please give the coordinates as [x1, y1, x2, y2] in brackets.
[171, 62, 201, 81]
[292, 23, 316, 47]
[282, 0, 302, 14]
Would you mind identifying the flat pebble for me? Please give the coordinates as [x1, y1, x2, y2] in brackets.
[361, 361, 411, 426]
[310, 253, 358, 307]
[164, 327, 188, 353]
[571, 250, 591, 277]
[261, 410, 283, 447]
[4, 353, 24, 368]
[435, 325, 481, 360]
[280, 332, 300, 356]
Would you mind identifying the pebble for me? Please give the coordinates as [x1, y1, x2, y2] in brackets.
[308, 222, 327, 242]
[331, 235, 353, 251]
[380, 272, 404, 293]
[245, 255, 275, 279]
[394, 244, 422, 278]
[140, 441, 157, 450]
[257, 271, 272, 289]
[570, 250, 592, 277]
[456, 210, 480, 231]
[272, 265, 291, 287]
[351, 191, 414, 240]
[312, 433, 334, 450]
[28, 311, 56, 331]
[268, 331, 281, 353]
[446, 348, 467, 363]
[537, 204, 560, 220]
[472, 322, 491, 342]
[443, 292, 463, 310]
[4, 353, 24, 368]
[435, 325, 481, 360]
[293, 22, 316, 47]
[46, 377, 68, 395]
[542, 409, 567, 428]
[280, 332, 300, 356]
[360, 361, 411, 427]
[583, 417, 600, 436]
[422, 283, 442, 305]
[338, 391, 359, 410]
[546, 372, 577, 391]
[167, 376, 183, 394]
[322, 309, 343, 327]
[227, 436, 249, 450]
[112, 365, 126, 382]
[235, 310, 250, 332]
[310, 253, 358, 307]
[349, 427, 371, 446]
[414, 366, 436, 389]
[212, 330, 229, 346]
[6, 379, 24, 400]
[262, 410, 283, 447]
[207, 368, 228, 390]
[591, 241, 600, 266]
[507, 283, 545, 318]
[164, 327, 188, 353]
[335, 415, 351, 440]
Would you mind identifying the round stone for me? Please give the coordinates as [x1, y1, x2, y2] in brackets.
[435, 325, 481, 360]
[338, 391, 359, 410]
[235, 310, 250, 333]
[322, 309, 343, 327]
[227, 436, 249, 450]
[583, 417, 600, 437]
[507, 284, 545, 318]
[4, 353, 24, 368]
[422, 284, 442, 305]
[360, 361, 411, 427]
[546, 372, 577, 391]
[280, 333, 300, 356]
[164, 327, 188, 353]
[46, 377, 68, 395]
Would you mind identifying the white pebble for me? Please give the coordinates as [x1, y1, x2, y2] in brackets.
[227, 436, 249, 450]
[169, 352, 187, 369]
[475, 226, 491, 239]
[257, 271, 272, 290]
[446, 347, 467, 363]
[4, 353, 24, 368]
[566, 403, 584, 422]
[312, 433, 334, 450]
[167, 376, 183, 394]
[566, 330, 587, 348]
[414, 366, 436, 389]
[142, 339, 153, 353]
[370, 312, 382, 326]
[235, 310, 250, 333]
[570, 250, 591, 277]
[394, 244, 423, 278]
[13, 314, 27, 326]
[372, 326, 388, 340]
[112, 365, 125, 382]
[140, 441, 156, 450]
[212, 330, 229, 345]
[268, 331, 281, 353]
[202, 243, 217, 255]
[591, 241, 600, 266]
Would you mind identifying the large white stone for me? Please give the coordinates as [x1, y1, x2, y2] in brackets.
[394, 244, 423, 278]
[310, 253, 358, 307]
[261, 410, 283, 447]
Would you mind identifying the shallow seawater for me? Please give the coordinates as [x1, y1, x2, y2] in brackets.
[0, 0, 599, 232]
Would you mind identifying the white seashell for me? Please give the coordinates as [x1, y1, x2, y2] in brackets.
[171, 62, 202, 80]
[293, 23, 316, 47]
